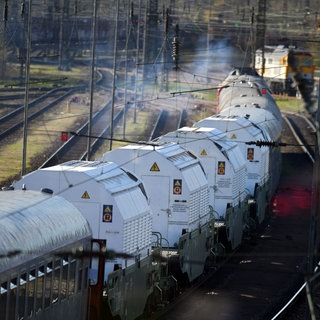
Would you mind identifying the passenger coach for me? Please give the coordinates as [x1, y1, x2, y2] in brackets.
[0, 190, 91, 320]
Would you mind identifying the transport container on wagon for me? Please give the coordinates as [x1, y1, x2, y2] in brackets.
[101, 143, 210, 247]
[101, 142, 214, 282]
[153, 126, 248, 249]
[13, 161, 160, 320]
[194, 107, 281, 224]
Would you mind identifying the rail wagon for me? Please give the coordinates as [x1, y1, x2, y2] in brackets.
[101, 142, 215, 282]
[13, 161, 158, 320]
[0, 190, 92, 320]
[154, 126, 248, 249]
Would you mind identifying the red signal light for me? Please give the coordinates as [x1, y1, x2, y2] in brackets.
[61, 132, 69, 142]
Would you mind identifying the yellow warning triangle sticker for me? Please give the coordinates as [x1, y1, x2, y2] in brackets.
[81, 191, 90, 199]
[231, 134, 237, 139]
[150, 162, 160, 171]
[174, 180, 181, 186]
[104, 205, 112, 213]
[200, 149, 207, 156]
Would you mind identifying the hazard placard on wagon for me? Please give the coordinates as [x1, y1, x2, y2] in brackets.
[247, 148, 254, 160]
[81, 191, 90, 199]
[102, 205, 113, 223]
[217, 161, 225, 175]
[173, 179, 182, 195]
[200, 149, 207, 156]
[150, 162, 160, 171]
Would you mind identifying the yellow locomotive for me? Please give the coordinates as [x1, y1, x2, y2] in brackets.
[255, 45, 315, 99]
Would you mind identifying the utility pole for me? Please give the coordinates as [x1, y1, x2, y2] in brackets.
[250, 6, 256, 69]
[206, 1, 212, 84]
[255, 0, 266, 50]
[19, 1, 26, 85]
[0, 0, 9, 79]
[1, 0, 8, 78]
[57, 0, 70, 70]
[255, 0, 266, 75]
[172, 24, 179, 71]
[122, 0, 131, 139]
[141, 2, 147, 109]
[162, 7, 170, 92]
[133, 0, 142, 124]
[282, 0, 288, 36]
[58, 0, 64, 70]
[109, 0, 119, 151]
[86, 0, 98, 160]
[22, 0, 32, 176]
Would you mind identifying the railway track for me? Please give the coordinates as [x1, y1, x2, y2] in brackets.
[0, 84, 197, 188]
[282, 112, 316, 163]
[0, 87, 79, 141]
[0, 88, 49, 115]
[0, 69, 108, 145]
[41, 99, 117, 167]
[151, 111, 318, 320]
[149, 109, 186, 141]
[41, 105, 185, 167]
[270, 113, 320, 320]
[37, 77, 190, 167]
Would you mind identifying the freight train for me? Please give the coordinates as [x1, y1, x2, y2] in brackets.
[6, 69, 282, 320]
[255, 45, 315, 99]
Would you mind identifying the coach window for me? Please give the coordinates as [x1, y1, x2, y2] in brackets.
[83, 265, 89, 291]
[8, 279, 17, 320]
[44, 262, 53, 308]
[68, 259, 76, 296]
[18, 274, 27, 319]
[0, 282, 8, 319]
[61, 256, 69, 300]
[36, 266, 45, 312]
[78, 258, 88, 292]
[77, 259, 82, 292]
[89, 241, 100, 285]
[53, 258, 61, 304]
[27, 271, 35, 318]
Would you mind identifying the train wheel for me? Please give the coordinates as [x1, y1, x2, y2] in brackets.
[203, 256, 216, 274]
[143, 294, 156, 319]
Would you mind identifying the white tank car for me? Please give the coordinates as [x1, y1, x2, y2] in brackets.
[13, 160, 157, 320]
[101, 142, 214, 282]
[218, 72, 282, 120]
[194, 70, 282, 224]
[153, 126, 248, 249]
[195, 106, 281, 224]
[0, 190, 91, 320]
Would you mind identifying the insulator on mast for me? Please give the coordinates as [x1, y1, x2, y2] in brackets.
[246, 140, 287, 147]
[172, 25, 180, 70]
